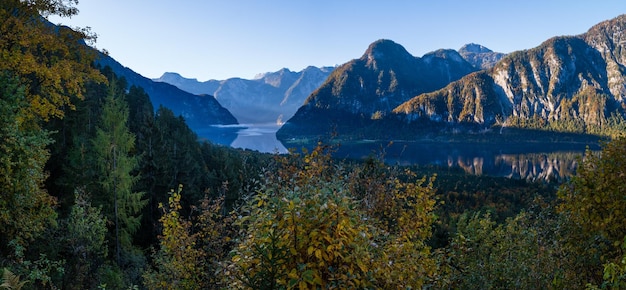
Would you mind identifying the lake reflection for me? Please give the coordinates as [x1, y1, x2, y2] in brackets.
[230, 124, 287, 153]
[197, 125, 599, 181]
[333, 141, 598, 181]
[196, 123, 287, 153]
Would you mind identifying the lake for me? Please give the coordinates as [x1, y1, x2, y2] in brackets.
[331, 140, 597, 181]
[197, 124, 600, 181]
[196, 123, 288, 153]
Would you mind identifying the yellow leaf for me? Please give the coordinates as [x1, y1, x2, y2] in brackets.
[299, 281, 308, 289]
[307, 246, 315, 256]
[357, 260, 367, 273]
[288, 268, 299, 279]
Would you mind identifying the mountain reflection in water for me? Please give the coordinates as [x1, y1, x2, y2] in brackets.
[197, 123, 287, 153]
[333, 141, 598, 182]
[198, 125, 599, 181]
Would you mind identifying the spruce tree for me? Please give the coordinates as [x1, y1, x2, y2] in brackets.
[91, 78, 146, 264]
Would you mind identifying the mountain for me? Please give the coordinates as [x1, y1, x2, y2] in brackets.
[96, 54, 238, 130]
[155, 72, 221, 95]
[277, 39, 478, 138]
[154, 66, 334, 124]
[458, 43, 506, 70]
[279, 15, 626, 142]
[392, 14, 626, 138]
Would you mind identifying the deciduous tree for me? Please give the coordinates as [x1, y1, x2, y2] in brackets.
[558, 137, 626, 285]
[0, 73, 56, 256]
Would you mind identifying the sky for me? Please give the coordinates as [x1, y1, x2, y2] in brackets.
[49, 1, 626, 81]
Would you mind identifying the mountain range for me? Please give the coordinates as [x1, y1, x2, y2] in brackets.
[154, 66, 334, 124]
[277, 39, 481, 138]
[96, 54, 238, 130]
[392, 15, 626, 134]
[278, 14, 626, 142]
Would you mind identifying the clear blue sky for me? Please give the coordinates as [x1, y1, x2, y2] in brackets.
[50, 1, 626, 81]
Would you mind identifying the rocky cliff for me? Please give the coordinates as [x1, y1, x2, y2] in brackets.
[393, 15, 626, 137]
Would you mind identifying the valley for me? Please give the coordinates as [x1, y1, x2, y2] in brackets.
[151, 18, 626, 178]
[3, 2, 626, 288]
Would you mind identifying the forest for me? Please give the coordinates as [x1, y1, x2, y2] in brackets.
[1, 1, 626, 289]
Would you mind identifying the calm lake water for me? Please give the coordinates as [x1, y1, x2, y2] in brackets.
[196, 123, 287, 153]
[332, 141, 598, 181]
[197, 124, 600, 181]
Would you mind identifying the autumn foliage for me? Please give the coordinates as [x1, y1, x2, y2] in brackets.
[222, 144, 438, 289]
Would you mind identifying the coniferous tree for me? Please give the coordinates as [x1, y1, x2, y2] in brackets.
[153, 106, 207, 204]
[125, 85, 159, 246]
[55, 78, 108, 205]
[91, 78, 146, 264]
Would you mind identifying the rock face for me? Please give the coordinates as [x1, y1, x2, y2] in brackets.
[458, 43, 507, 70]
[278, 39, 478, 137]
[97, 54, 237, 129]
[154, 66, 334, 124]
[280, 15, 626, 141]
[394, 14, 626, 135]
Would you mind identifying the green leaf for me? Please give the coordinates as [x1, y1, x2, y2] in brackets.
[302, 269, 314, 283]
[288, 278, 298, 288]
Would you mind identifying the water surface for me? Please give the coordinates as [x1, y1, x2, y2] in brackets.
[197, 125, 599, 180]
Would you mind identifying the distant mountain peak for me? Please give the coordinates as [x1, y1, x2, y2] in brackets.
[458, 43, 506, 70]
[253, 67, 293, 80]
[424, 49, 466, 63]
[156, 66, 334, 124]
[162, 72, 182, 77]
[277, 38, 479, 140]
[459, 43, 494, 54]
[159, 72, 198, 82]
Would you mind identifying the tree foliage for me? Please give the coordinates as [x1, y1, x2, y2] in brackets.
[143, 185, 205, 290]
[446, 208, 565, 289]
[558, 137, 626, 284]
[91, 79, 146, 262]
[62, 188, 108, 289]
[143, 185, 234, 289]
[223, 144, 438, 289]
[0, 73, 56, 254]
[587, 237, 626, 290]
[0, 0, 104, 123]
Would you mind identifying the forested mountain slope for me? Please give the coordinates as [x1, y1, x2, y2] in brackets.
[393, 15, 626, 138]
[278, 39, 478, 138]
[97, 54, 238, 129]
[279, 15, 626, 141]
